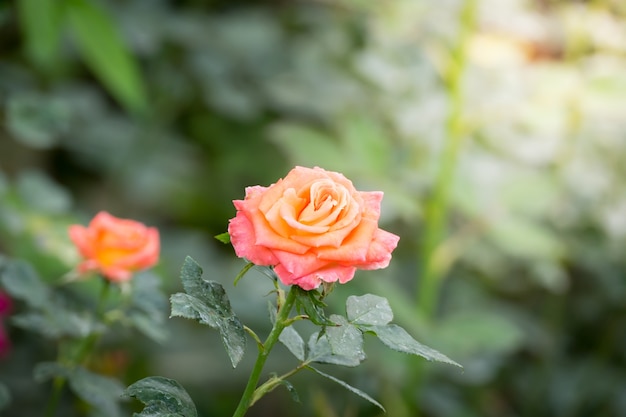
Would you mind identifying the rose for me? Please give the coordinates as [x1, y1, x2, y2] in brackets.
[69, 211, 160, 282]
[228, 166, 400, 290]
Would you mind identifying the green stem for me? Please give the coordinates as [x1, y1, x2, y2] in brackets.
[410, 4, 479, 417]
[44, 279, 111, 417]
[231, 286, 298, 417]
[44, 377, 64, 417]
[417, 0, 478, 318]
[250, 360, 311, 406]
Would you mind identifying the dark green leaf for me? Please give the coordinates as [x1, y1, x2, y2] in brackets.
[170, 257, 246, 368]
[294, 287, 334, 326]
[129, 313, 168, 343]
[170, 293, 219, 327]
[11, 309, 96, 339]
[0, 260, 51, 308]
[66, 0, 147, 113]
[70, 367, 125, 417]
[366, 324, 461, 367]
[325, 315, 365, 361]
[125, 376, 197, 417]
[6, 95, 70, 149]
[307, 366, 385, 412]
[170, 292, 245, 368]
[35, 363, 125, 417]
[214, 232, 230, 244]
[178, 256, 204, 296]
[17, 170, 72, 213]
[307, 332, 362, 367]
[33, 361, 70, 382]
[278, 325, 305, 361]
[346, 294, 393, 326]
[129, 272, 168, 342]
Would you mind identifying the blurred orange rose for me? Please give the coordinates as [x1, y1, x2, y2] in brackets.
[228, 166, 399, 290]
[69, 211, 160, 282]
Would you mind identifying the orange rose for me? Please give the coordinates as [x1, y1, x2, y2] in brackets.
[69, 211, 160, 282]
[228, 166, 400, 290]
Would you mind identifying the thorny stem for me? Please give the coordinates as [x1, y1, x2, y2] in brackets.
[250, 361, 312, 406]
[231, 286, 298, 417]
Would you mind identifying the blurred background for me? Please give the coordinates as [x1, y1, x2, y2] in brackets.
[1, 0, 626, 416]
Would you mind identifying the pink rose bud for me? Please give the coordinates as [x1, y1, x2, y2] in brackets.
[228, 166, 400, 290]
[69, 211, 160, 282]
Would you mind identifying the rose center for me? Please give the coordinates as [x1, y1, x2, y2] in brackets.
[299, 180, 349, 227]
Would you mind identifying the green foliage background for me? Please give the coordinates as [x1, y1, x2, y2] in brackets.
[1, 0, 626, 416]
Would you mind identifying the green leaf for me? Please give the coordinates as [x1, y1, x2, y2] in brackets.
[16, 0, 63, 71]
[170, 293, 219, 327]
[178, 256, 207, 296]
[325, 315, 365, 361]
[233, 262, 253, 286]
[0, 260, 51, 308]
[125, 376, 198, 417]
[294, 287, 334, 326]
[17, 170, 72, 213]
[65, 0, 147, 114]
[170, 292, 245, 368]
[6, 95, 71, 149]
[307, 366, 385, 412]
[11, 309, 97, 339]
[346, 294, 393, 326]
[277, 379, 300, 403]
[35, 363, 125, 417]
[1, 259, 101, 338]
[170, 257, 246, 368]
[214, 232, 230, 244]
[307, 332, 362, 367]
[128, 313, 168, 343]
[128, 272, 168, 342]
[33, 361, 70, 382]
[365, 324, 461, 367]
[70, 367, 125, 417]
[0, 382, 11, 411]
[278, 325, 305, 361]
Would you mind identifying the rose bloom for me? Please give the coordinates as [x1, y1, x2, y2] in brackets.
[69, 211, 160, 282]
[228, 166, 400, 290]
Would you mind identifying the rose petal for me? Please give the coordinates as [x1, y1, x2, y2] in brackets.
[109, 227, 160, 269]
[100, 266, 133, 282]
[280, 264, 357, 290]
[247, 207, 309, 254]
[228, 211, 278, 265]
[315, 217, 378, 262]
[356, 229, 400, 270]
[272, 249, 329, 278]
[68, 225, 93, 258]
